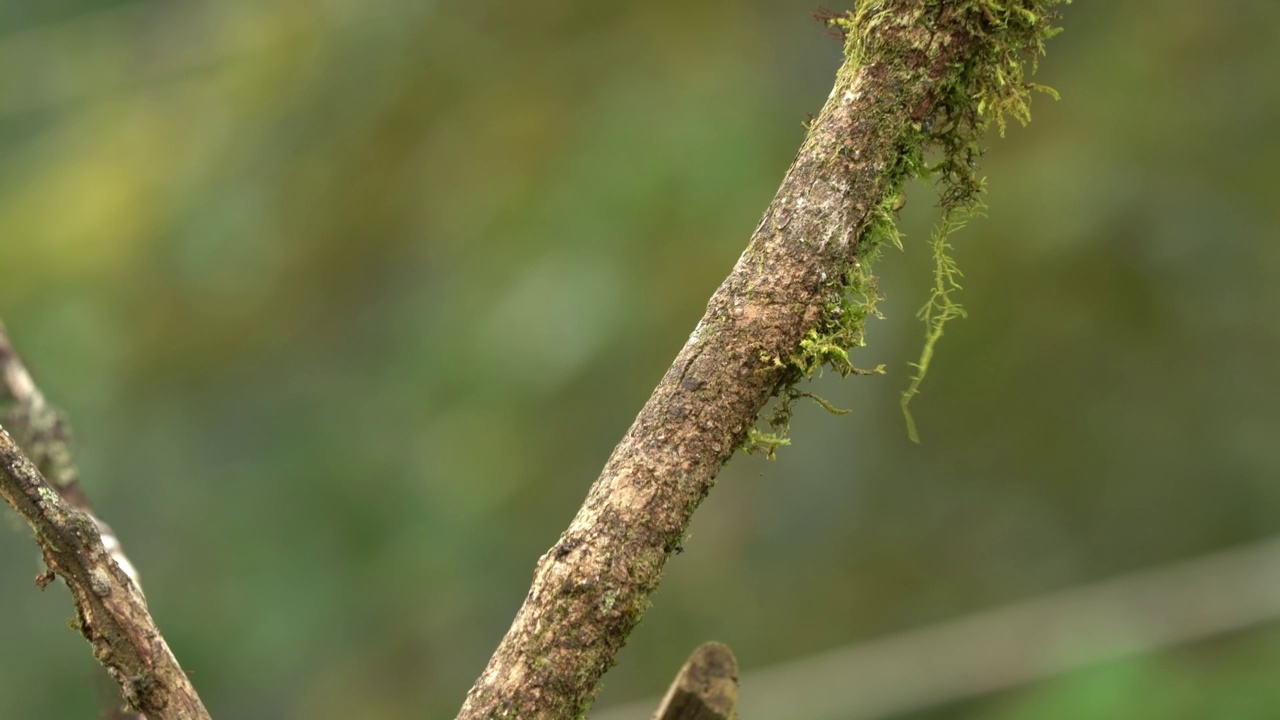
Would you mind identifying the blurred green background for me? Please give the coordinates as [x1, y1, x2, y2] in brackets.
[2, 1, 1279, 718]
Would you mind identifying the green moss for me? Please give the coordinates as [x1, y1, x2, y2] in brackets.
[744, 1, 1067, 451]
[744, 188, 903, 458]
[900, 202, 977, 441]
[741, 427, 791, 460]
[818, 0, 1068, 443]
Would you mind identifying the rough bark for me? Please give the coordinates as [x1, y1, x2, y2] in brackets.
[0, 430, 209, 719]
[456, 1, 1066, 717]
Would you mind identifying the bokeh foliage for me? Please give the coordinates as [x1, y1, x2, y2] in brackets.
[1, 1, 1278, 718]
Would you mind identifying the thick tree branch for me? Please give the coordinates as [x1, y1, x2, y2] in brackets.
[0, 327, 208, 720]
[457, 2, 1066, 717]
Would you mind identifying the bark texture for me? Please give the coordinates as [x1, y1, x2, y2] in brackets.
[0, 430, 209, 719]
[457, 2, 1063, 718]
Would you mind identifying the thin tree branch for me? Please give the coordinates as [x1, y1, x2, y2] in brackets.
[0, 324, 142, 589]
[0, 430, 209, 719]
[0, 326, 209, 720]
[0, 323, 150, 719]
[652, 642, 739, 720]
[457, 2, 1066, 718]
[596, 535, 1280, 720]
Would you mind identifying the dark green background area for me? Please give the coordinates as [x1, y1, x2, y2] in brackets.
[1, 1, 1278, 718]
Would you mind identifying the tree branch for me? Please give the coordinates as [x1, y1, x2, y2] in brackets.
[652, 642, 739, 720]
[0, 327, 209, 720]
[597, 536, 1280, 720]
[0, 324, 143, 589]
[0, 430, 209, 719]
[456, 2, 1066, 718]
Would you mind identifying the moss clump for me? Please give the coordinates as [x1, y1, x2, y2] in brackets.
[745, 1, 1067, 455]
[829, 0, 1068, 442]
[743, 273, 886, 460]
